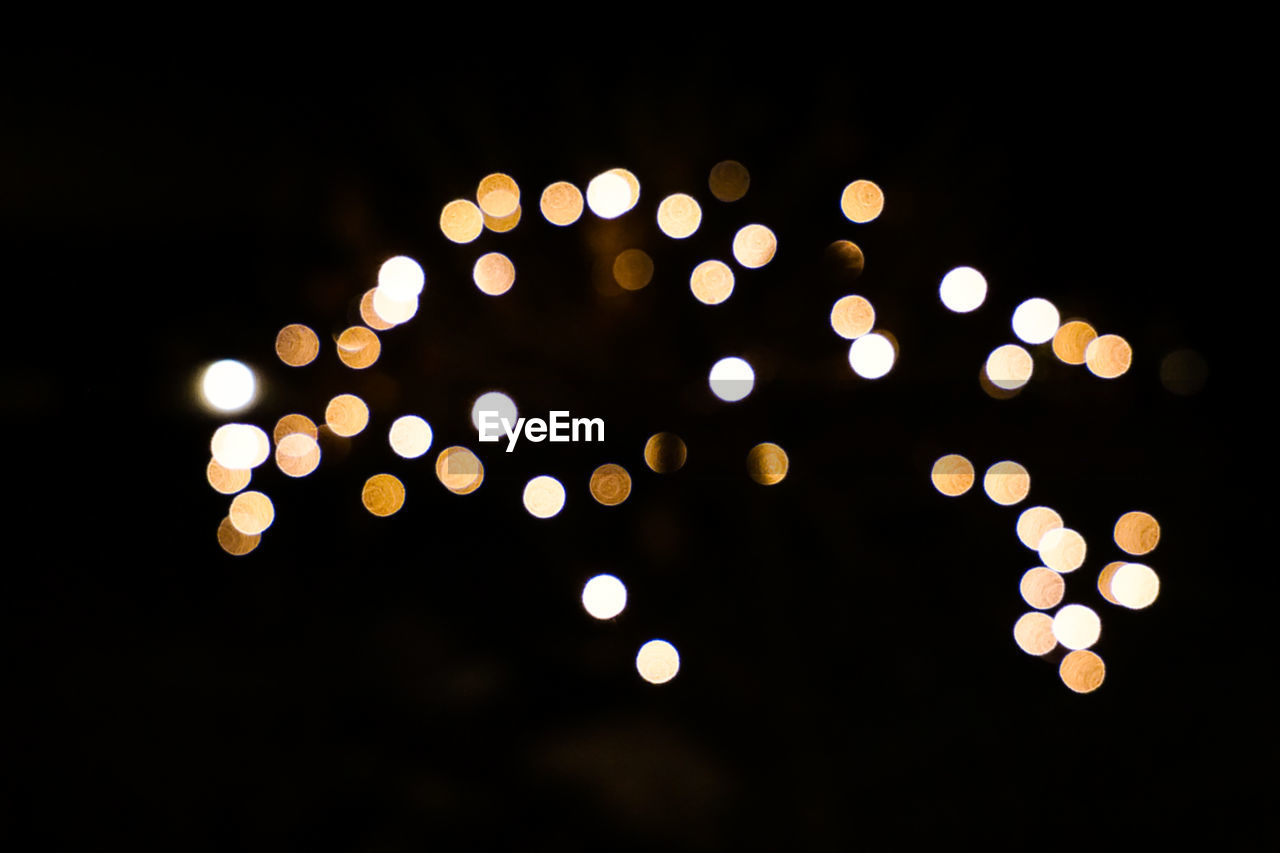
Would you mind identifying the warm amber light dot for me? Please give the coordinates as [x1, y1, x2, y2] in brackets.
[830, 295, 875, 339]
[473, 252, 516, 296]
[931, 454, 975, 497]
[275, 433, 320, 478]
[1016, 506, 1063, 550]
[325, 394, 369, 438]
[1052, 321, 1098, 365]
[690, 260, 735, 305]
[1085, 334, 1133, 379]
[1038, 528, 1086, 573]
[708, 160, 749, 202]
[1013, 612, 1056, 656]
[1097, 561, 1125, 605]
[731, 224, 777, 268]
[540, 181, 584, 226]
[336, 326, 381, 370]
[983, 461, 1030, 506]
[440, 199, 485, 243]
[1059, 650, 1105, 693]
[229, 490, 274, 536]
[589, 463, 632, 506]
[476, 172, 520, 219]
[273, 413, 318, 444]
[388, 415, 433, 459]
[206, 459, 250, 495]
[657, 193, 702, 239]
[435, 446, 483, 494]
[362, 473, 406, 517]
[275, 324, 320, 367]
[1114, 511, 1160, 555]
[985, 344, 1034, 390]
[217, 516, 260, 556]
[1020, 567, 1065, 610]
[840, 179, 884, 223]
[644, 432, 687, 474]
[483, 205, 521, 233]
[613, 249, 654, 291]
[359, 288, 396, 331]
[747, 442, 789, 485]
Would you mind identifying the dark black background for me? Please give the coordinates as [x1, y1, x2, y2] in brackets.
[2, 38, 1252, 848]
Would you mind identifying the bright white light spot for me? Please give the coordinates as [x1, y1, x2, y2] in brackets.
[848, 333, 895, 379]
[1038, 527, 1086, 573]
[939, 266, 987, 313]
[586, 172, 632, 219]
[1111, 563, 1160, 609]
[389, 415, 433, 459]
[636, 639, 680, 684]
[985, 344, 1034, 390]
[1053, 604, 1101, 650]
[471, 391, 517, 430]
[1012, 298, 1061, 344]
[211, 423, 270, 470]
[709, 356, 755, 402]
[372, 287, 419, 325]
[201, 360, 256, 412]
[523, 475, 566, 519]
[377, 255, 425, 301]
[582, 574, 627, 619]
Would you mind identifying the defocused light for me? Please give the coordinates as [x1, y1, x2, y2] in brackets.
[440, 199, 485, 243]
[582, 574, 627, 620]
[931, 454, 974, 497]
[657, 193, 702, 239]
[587, 171, 632, 219]
[436, 446, 484, 494]
[359, 289, 396, 330]
[1012, 298, 1060, 344]
[1085, 334, 1132, 379]
[371, 287, 419, 325]
[325, 394, 369, 438]
[273, 413, 317, 444]
[1052, 320, 1097, 365]
[1038, 527, 1086, 573]
[732, 224, 777, 268]
[589, 463, 632, 506]
[939, 267, 987, 313]
[644, 432, 687, 473]
[824, 240, 865, 278]
[709, 356, 755, 402]
[275, 432, 320, 477]
[201, 360, 256, 412]
[389, 415, 433, 459]
[840, 179, 884, 223]
[1097, 561, 1125, 605]
[979, 364, 1021, 400]
[217, 516, 260, 556]
[848, 333, 895, 379]
[830, 295, 875, 339]
[211, 423, 270, 470]
[636, 639, 679, 684]
[336, 326, 381, 370]
[1112, 563, 1160, 609]
[1059, 649, 1105, 693]
[206, 458, 250, 495]
[1114, 510, 1160, 555]
[613, 249, 653, 291]
[1013, 612, 1056, 656]
[747, 442, 789, 485]
[476, 173, 520, 219]
[229, 490, 274, 536]
[1020, 567, 1065, 610]
[483, 205, 522, 233]
[983, 460, 1030, 506]
[690, 260, 735, 305]
[362, 473, 406, 517]
[275, 324, 320, 367]
[1160, 348, 1208, 395]
[1016, 506, 1063, 550]
[609, 168, 641, 211]
[473, 252, 516, 296]
[985, 344, 1033, 390]
[523, 475, 566, 518]
[377, 255, 425, 302]
[471, 391, 517, 430]
[1053, 604, 1101, 650]
[709, 160, 750, 202]
[540, 181, 584, 226]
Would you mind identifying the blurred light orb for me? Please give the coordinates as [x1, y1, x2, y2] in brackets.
[732, 224, 777, 268]
[1020, 567, 1065, 610]
[657, 193, 702, 239]
[211, 423, 270, 470]
[931, 454, 975, 497]
[939, 266, 988, 313]
[471, 391, 517, 431]
[476, 173, 520, 219]
[229, 490, 274, 536]
[371, 288, 418, 325]
[206, 458, 250, 495]
[985, 344, 1034, 390]
[275, 324, 320, 367]
[362, 473, 406, 517]
[473, 252, 516, 296]
[273, 413, 318, 444]
[1053, 604, 1101, 650]
[582, 574, 627, 620]
[1112, 563, 1160, 609]
[336, 326, 381, 370]
[1085, 334, 1133, 379]
[1160, 348, 1208, 395]
[1038, 527, 1086, 573]
[389, 415, 433, 459]
[440, 199, 485, 243]
[1052, 320, 1097, 365]
[483, 205, 522, 233]
[202, 360, 256, 412]
[636, 639, 680, 684]
[586, 171, 633, 219]
[377, 255, 425, 302]
[523, 475, 566, 519]
[848, 333, 895, 379]
[275, 432, 320, 478]
[613, 249, 654, 291]
[589, 463, 632, 506]
[1060, 649, 1106, 693]
[1013, 612, 1057, 656]
[983, 460, 1030, 506]
[747, 442, 789, 485]
[325, 394, 370, 438]
[830, 295, 875, 339]
[436, 446, 484, 495]
[540, 181, 584, 226]
[1114, 510, 1160, 555]
[709, 160, 750, 202]
[840, 179, 884, 223]
[1016, 506, 1063, 550]
[644, 432, 687, 473]
[709, 356, 755, 402]
[360, 289, 396, 331]
[690, 260, 735, 305]
[824, 240, 865, 278]
[1012, 298, 1061, 345]
[217, 516, 260, 556]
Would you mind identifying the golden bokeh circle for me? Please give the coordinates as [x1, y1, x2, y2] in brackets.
[1059, 650, 1105, 693]
[435, 446, 483, 494]
[473, 252, 516, 296]
[983, 461, 1030, 506]
[476, 172, 519, 219]
[985, 344, 1034, 390]
[589, 463, 632, 506]
[830, 295, 875, 340]
[1085, 334, 1133, 379]
[1038, 527, 1087, 573]
[362, 473, 406, 517]
[336, 326, 381, 370]
[229, 490, 274, 536]
[1016, 506, 1063, 550]
[840, 179, 884, 223]
[747, 442, 789, 486]
[1097, 560, 1125, 605]
[325, 394, 369, 438]
[217, 515, 261, 556]
[690, 260, 735, 305]
[359, 288, 396, 331]
[275, 433, 320, 478]
[708, 160, 750, 202]
[824, 240, 865, 278]
[931, 454, 975, 497]
[613, 249, 654, 291]
[540, 181, 584, 226]
[1052, 321, 1098, 365]
[483, 205, 521, 233]
[731, 224, 777, 269]
[657, 193, 702, 239]
[206, 458, 251, 495]
[275, 323, 320, 367]
[273, 413, 318, 444]
[1020, 567, 1065, 610]
[644, 432, 687, 474]
[1013, 612, 1057, 656]
[371, 287, 418, 326]
[1114, 510, 1160, 555]
[440, 199, 485, 244]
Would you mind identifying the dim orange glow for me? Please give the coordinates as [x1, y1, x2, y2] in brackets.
[336, 326, 381, 370]
[523, 475, 566, 518]
[657, 193, 702, 239]
[1020, 567, 1065, 610]
[747, 442, 789, 485]
[1160, 348, 1209, 395]
[229, 490, 274, 536]
[273, 413, 318, 444]
[824, 240, 865, 278]
[636, 639, 680, 684]
[473, 252, 516, 296]
[708, 160, 750, 202]
[589, 464, 632, 506]
[1038, 527, 1086, 573]
[484, 205, 522, 233]
[206, 458, 250, 495]
[1097, 561, 1125, 605]
[476, 172, 520, 219]
[1114, 511, 1160, 555]
[362, 473, 406, 517]
[275, 432, 321, 478]
[983, 461, 1030, 506]
[540, 181, 584, 226]
[644, 432, 687, 473]
[931, 454, 975, 497]
[217, 516, 260, 556]
[1013, 612, 1057, 656]
[1085, 334, 1132, 378]
[1016, 506, 1063, 550]
[985, 344, 1034, 390]
[1052, 321, 1097, 365]
[275, 324, 320, 367]
[690, 260, 735, 305]
[359, 289, 396, 331]
[979, 364, 1022, 400]
[830, 295, 875, 339]
[325, 394, 369, 438]
[731, 224, 777, 268]
[586, 171, 632, 219]
[435, 446, 484, 494]
[1059, 650, 1105, 693]
[613, 249, 654, 291]
[840, 179, 884, 223]
[440, 199, 485, 243]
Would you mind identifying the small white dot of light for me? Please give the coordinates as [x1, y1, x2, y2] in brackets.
[1052, 604, 1101, 650]
[848, 333, 895, 378]
[377, 255, 425, 301]
[1012, 298, 1061, 344]
[708, 357, 755, 402]
[636, 639, 680, 684]
[939, 266, 987, 313]
[471, 391, 517, 430]
[581, 574, 628, 619]
[389, 415, 433, 459]
[586, 172, 632, 219]
[201, 360, 256, 412]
